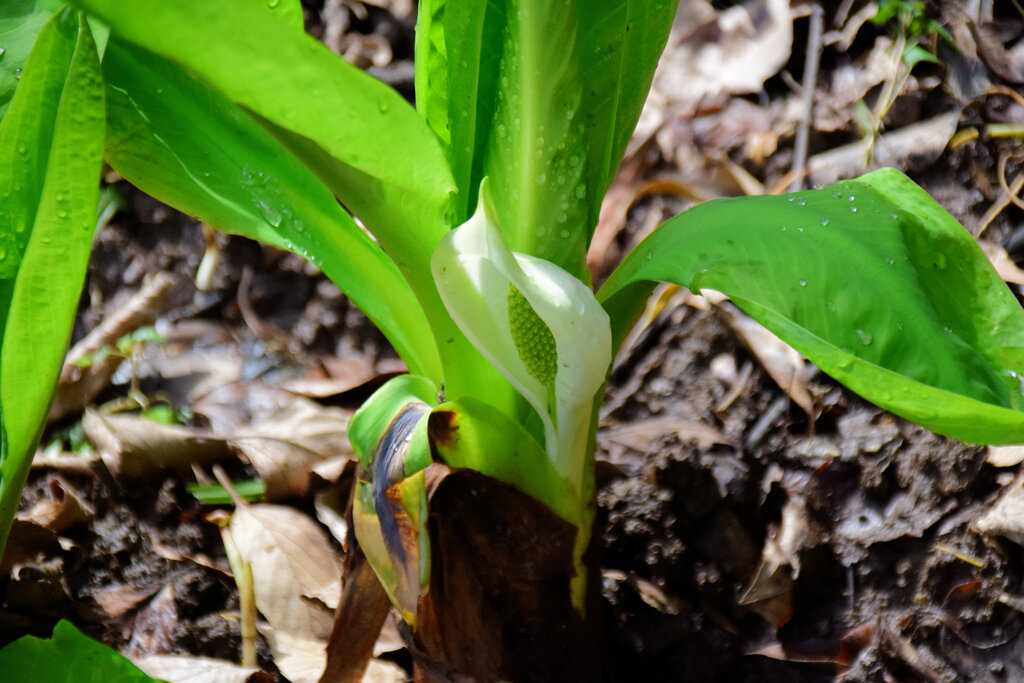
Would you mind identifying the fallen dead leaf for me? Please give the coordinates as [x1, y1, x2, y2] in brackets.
[974, 472, 1024, 546]
[987, 445, 1024, 467]
[232, 398, 353, 500]
[720, 303, 814, 417]
[229, 504, 342, 643]
[134, 654, 264, 683]
[600, 416, 731, 452]
[83, 409, 231, 480]
[19, 475, 94, 535]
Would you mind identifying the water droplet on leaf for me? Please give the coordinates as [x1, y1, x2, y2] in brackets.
[855, 329, 872, 345]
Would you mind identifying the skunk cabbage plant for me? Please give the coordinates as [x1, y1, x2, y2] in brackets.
[3, 0, 1024, 677]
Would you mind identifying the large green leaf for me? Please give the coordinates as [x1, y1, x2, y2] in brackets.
[0, 620, 158, 683]
[71, 0, 454, 287]
[600, 169, 1024, 445]
[0, 0, 63, 120]
[101, 37, 440, 379]
[0, 8, 103, 558]
[479, 0, 590, 279]
[576, 0, 679, 230]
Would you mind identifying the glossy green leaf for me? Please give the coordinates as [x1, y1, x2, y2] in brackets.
[0, 620, 158, 683]
[600, 169, 1024, 445]
[0, 0, 63, 120]
[71, 0, 454, 284]
[0, 8, 103, 558]
[576, 0, 679, 229]
[414, 0, 493, 227]
[101, 38, 439, 379]
[478, 0, 590, 279]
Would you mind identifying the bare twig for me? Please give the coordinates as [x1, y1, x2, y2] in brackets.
[792, 5, 824, 191]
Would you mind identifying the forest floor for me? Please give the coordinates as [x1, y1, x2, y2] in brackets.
[4, 1, 1024, 681]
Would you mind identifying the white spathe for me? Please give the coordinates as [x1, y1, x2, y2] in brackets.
[431, 181, 611, 488]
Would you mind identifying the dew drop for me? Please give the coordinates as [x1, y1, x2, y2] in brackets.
[16, 143, 26, 156]
[798, 227, 804, 232]
[559, 229, 570, 238]
[13, 67, 21, 79]
[797, 199, 807, 206]
[645, 249, 653, 261]
[855, 329, 872, 345]
[267, 0, 280, 6]
[0, 48, 6, 59]
[574, 185, 586, 199]
[848, 195, 855, 201]
[781, 226, 787, 231]
[820, 218, 829, 226]
[886, 257, 894, 265]
[56, 209, 68, 219]
[850, 206, 857, 213]
[787, 196, 795, 202]
[798, 279, 807, 287]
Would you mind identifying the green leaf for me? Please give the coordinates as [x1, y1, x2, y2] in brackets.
[599, 169, 1024, 445]
[0, 0, 63, 120]
[478, 0, 591, 278]
[576, 0, 679, 232]
[414, 0, 492, 227]
[0, 619, 158, 683]
[100, 38, 440, 379]
[71, 0, 454, 283]
[0, 8, 103, 559]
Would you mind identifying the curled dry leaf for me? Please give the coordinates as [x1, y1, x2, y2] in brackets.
[974, 473, 1024, 546]
[987, 445, 1024, 467]
[228, 503, 342, 645]
[635, 0, 793, 147]
[19, 475, 94, 535]
[740, 492, 809, 627]
[719, 303, 814, 417]
[83, 409, 231, 480]
[134, 654, 263, 683]
[981, 241, 1024, 286]
[600, 416, 731, 452]
[232, 398, 353, 500]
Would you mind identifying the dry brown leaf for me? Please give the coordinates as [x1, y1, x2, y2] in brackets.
[134, 654, 263, 683]
[808, 111, 960, 186]
[264, 629, 328, 683]
[652, 0, 792, 113]
[987, 445, 1024, 467]
[280, 357, 377, 398]
[91, 583, 160, 619]
[313, 485, 349, 547]
[232, 398, 353, 499]
[19, 475, 94, 534]
[739, 493, 809, 626]
[83, 409, 231, 480]
[720, 304, 814, 417]
[229, 503, 342, 642]
[974, 473, 1024, 546]
[600, 416, 731, 452]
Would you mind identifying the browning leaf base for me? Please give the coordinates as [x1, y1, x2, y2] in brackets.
[409, 464, 603, 683]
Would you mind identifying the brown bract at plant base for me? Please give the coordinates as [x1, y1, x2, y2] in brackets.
[2, 1, 1024, 681]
